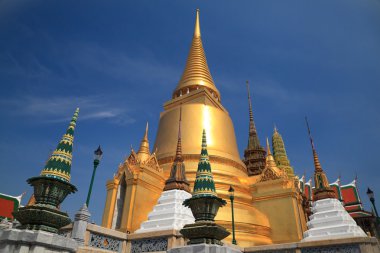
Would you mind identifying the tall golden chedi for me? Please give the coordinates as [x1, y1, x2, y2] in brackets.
[102, 9, 307, 246]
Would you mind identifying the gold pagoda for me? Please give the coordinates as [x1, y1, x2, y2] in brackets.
[102, 9, 307, 247]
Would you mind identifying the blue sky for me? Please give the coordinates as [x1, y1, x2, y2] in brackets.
[0, 1, 379, 223]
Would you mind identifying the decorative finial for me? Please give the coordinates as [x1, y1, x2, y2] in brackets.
[305, 117, 335, 200]
[144, 122, 149, 140]
[305, 117, 323, 171]
[274, 124, 278, 133]
[305, 117, 315, 150]
[163, 106, 190, 192]
[175, 106, 183, 161]
[137, 122, 151, 161]
[202, 129, 207, 149]
[266, 137, 272, 155]
[194, 9, 201, 38]
[173, 8, 219, 100]
[246, 81, 254, 124]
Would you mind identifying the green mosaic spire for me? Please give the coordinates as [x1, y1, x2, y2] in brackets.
[192, 129, 217, 197]
[272, 126, 294, 177]
[40, 108, 79, 182]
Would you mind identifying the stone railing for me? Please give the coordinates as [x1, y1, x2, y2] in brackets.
[59, 205, 185, 253]
[244, 237, 380, 253]
[127, 229, 185, 253]
[81, 223, 127, 252]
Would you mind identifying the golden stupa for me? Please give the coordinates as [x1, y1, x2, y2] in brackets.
[102, 9, 307, 247]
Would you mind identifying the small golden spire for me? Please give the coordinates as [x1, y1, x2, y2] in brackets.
[137, 122, 150, 161]
[264, 137, 282, 175]
[194, 9, 201, 38]
[173, 9, 220, 100]
[144, 122, 148, 140]
[266, 137, 272, 155]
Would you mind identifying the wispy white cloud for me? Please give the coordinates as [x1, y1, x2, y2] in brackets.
[0, 95, 135, 126]
[66, 42, 180, 85]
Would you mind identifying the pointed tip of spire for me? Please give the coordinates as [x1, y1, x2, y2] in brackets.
[246, 80, 256, 133]
[137, 122, 150, 159]
[173, 8, 219, 100]
[274, 124, 278, 133]
[194, 8, 201, 38]
[144, 122, 149, 139]
[266, 137, 272, 155]
[175, 108, 183, 161]
[202, 129, 207, 149]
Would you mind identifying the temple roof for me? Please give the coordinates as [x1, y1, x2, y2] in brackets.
[173, 9, 220, 100]
[40, 108, 79, 183]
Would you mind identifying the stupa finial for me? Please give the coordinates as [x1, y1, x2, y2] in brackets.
[305, 117, 335, 200]
[163, 106, 190, 193]
[173, 9, 220, 100]
[137, 122, 150, 161]
[243, 81, 266, 176]
[194, 9, 201, 38]
[175, 106, 183, 161]
[266, 137, 271, 155]
[305, 117, 323, 172]
[246, 80, 256, 132]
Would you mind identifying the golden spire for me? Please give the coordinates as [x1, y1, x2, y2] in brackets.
[266, 138, 271, 155]
[305, 117, 335, 200]
[137, 122, 150, 161]
[265, 137, 277, 169]
[194, 8, 201, 38]
[305, 117, 323, 173]
[173, 9, 220, 100]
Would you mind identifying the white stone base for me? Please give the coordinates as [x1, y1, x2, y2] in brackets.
[0, 228, 78, 253]
[135, 189, 194, 233]
[168, 243, 242, 253]
[302, 198, 367, 242]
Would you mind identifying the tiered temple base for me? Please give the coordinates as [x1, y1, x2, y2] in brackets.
[136, 189, 194, 233]
[302, 198, 367, 241]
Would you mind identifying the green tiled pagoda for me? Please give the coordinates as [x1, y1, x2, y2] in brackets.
[192, 129, 217, 197]
[181, 129, 229, 245]
[40, 108, 79, 182]
[13, 109, 79, 233]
